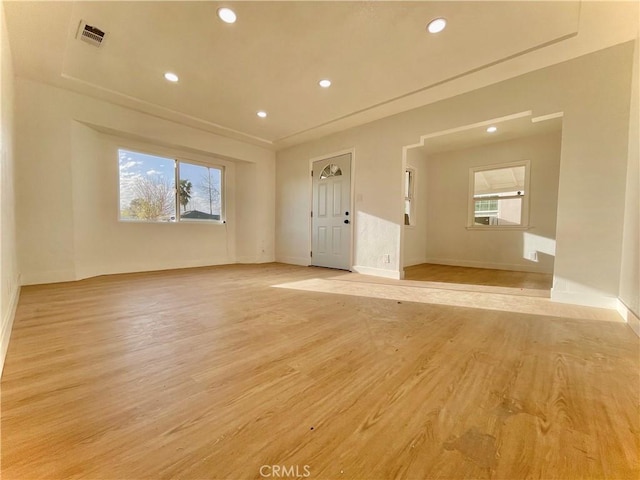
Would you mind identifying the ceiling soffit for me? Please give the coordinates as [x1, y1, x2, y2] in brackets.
[4, 1, 638, 149]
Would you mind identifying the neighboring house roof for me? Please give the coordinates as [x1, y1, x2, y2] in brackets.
[181, 210, 220, 220]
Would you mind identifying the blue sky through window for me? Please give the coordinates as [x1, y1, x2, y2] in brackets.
[119, 149, 222, 221]
[179, 162, 222, 215]
[118, 149, 175, 213]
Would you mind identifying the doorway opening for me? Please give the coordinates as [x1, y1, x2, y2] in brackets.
[400, 111, 563, 295]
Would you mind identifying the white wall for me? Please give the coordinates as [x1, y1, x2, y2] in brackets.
[424, 131, 561, 273]
[276, 42, 635, 307]
[15, 78, 276, 285]
[403, 148, 428, 267]
[619, 35, 639, 327]
[0, 2, 19, 375]
[236, 159, 276, 264]
[276, 120, 410, 278]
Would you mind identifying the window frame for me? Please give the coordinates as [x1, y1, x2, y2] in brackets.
[467, 160, 531, 230]
[404, 167, 416, 227]
[176, 158, 225, 223]
[117, 147, 226, 225]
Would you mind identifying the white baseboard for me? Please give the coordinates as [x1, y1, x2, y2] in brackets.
[352, 265, 402, 280]
[75, 257, 234, 281]
[550, 289, 619, 310]
[1, 282, 21, 379]
[256, 254, 276, 264]
[617, 299, 640, 337]
[276, 255, 310, 267]
[23, 256, 280, 285]
[235, 256, 276, 264]
[404, 257, 428, 268]
[425, 257, 552, 274]
[236, 256, 258, 264]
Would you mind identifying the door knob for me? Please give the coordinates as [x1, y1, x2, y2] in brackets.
[344, 219, 350, 224]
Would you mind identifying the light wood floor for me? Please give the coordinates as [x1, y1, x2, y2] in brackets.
[404, 263, 553, 290]
[2, 263, 638, 479]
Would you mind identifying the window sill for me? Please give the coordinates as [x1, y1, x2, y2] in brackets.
[466, 225, 531, 231]
[118, 219, 226, 225]
[179, 219, 226, 225]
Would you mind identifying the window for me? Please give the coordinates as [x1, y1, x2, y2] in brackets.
[320, 163, 342, 179]
[118, 149, 224, 223]
[468, 161, 530, 228]
[404, 168, 415, 226]
[118, 150, 176, 222]
[178, 162, 222, 221]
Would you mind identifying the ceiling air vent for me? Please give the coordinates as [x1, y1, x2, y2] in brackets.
[77, 21, 106, 47]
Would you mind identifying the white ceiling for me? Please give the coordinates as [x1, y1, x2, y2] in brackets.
[4, 1, 639, 150]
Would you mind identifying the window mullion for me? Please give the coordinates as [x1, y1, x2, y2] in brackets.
[175, 160, 180, 222]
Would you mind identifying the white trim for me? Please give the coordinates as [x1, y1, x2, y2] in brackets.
[425, 257, 552, 274]
[405, 111, 534, 149]
[308, 148, 355, 165]
[1, 282, 21, 379]
[531, 112, 564, 123]
[404, 257, 429, 268]
[400, 146, 408, 272]
[80, 258, 233, 279]
[466, 225, 532, 231]
[616, 299, 640, 337]
[404, 167, 416, 227]
[22, 258, 239, 285]
[276, 256, 310, 267]
[550, 289, 618, 310]
[352, 265, 402, 280]
[235, 256, 259, 264]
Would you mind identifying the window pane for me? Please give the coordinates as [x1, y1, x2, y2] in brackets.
[474, 166, 525, 196]
[119, 149, 176, 222]
[474, 198, 522, 226]
[404, 170, 415, 226]
[474, 199, 498, 212]
[471, 163, 527, 227]
[320, 164, 342, 179]
[495, 197, 522, 225]
[404, 199, 411, 225]
[405, 170, 411, 197]
[178, 162, 222, 221]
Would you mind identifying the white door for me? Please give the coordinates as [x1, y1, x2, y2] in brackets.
[312, 154, 352, 270]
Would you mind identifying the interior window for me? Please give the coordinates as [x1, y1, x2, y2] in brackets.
[469, 162, 529, 227]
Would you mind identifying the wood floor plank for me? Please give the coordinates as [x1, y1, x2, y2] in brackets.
[404, 263, 553, 290]
[1, 263, 638, 479]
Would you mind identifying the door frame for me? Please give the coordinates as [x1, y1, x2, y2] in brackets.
[308, 148, 356, 270]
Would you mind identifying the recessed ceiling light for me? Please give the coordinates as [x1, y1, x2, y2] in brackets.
[487, 126, 497, 133]
[217, 7, 237, 24]
[427, 18, 447, 34]
[164, 72, 179, 83]
[257, 111, 267, 118]
[319, 79, 332, 88]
